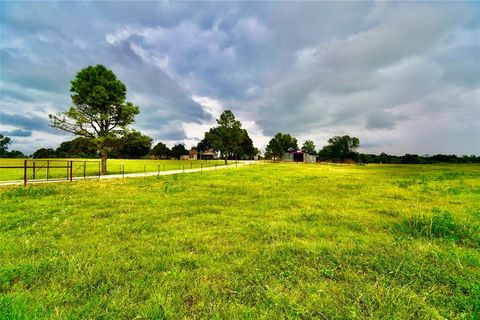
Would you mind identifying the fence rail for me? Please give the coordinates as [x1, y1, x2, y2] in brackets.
[0, 159, 256, 186]
[0, 160, 102, 186]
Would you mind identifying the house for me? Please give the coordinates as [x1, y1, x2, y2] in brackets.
[282, 150, 316, 163]
[188, 148, 219, 160]
[188, 148, 198, 160]
[199, 149, 218, 160]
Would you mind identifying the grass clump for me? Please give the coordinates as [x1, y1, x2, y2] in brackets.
[0, 185, 59, 200]
[394, 208, 480, 247]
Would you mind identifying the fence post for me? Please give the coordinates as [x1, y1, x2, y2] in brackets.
[69, 161, 73, 181]
[98, 162, 101, 178]
[32, 161, 36, 180]
[83, 161, 86, 179]
[24, 159, 27, 186]
[157, 164, 160, 176]
[66, 161, 69, 180]
[47, 160, 50, 181]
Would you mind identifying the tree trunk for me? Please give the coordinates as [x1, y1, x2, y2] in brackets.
[101, 152, 107, 175]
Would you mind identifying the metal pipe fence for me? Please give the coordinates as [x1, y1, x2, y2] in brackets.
[0, 159, 259, 186]
[0, 159, 101, 186]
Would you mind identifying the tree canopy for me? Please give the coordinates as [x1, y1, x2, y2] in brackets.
[56, 137, 98, 158]
[0, 134, 11, 154]
[171, 144, 188, 160]
[0, 134, 26, 158]
[32, 148, 57, 159]
[265, 133, 298, 159]
[199, 110, 255, 163]
[301, 140, 316, 155]
[318, 135, 360, 161]
[151, 142, 171, 159]
[49, 64, 140, 173]
[113, 131, 153, 159]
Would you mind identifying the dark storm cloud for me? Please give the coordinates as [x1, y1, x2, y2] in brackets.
[0, 112, 52, 133]
[0, 129, 32, 137]
[1, 1, 479, 155]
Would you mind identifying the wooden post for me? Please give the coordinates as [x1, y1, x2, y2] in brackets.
[32, 161, 36, 180]
[23, 159, 27, 186]
[157, 164, 160, 176]
[66, 161, 69, 180]
[46, 160, 50, 181]
[98, 161, 101, 178]
[69, 161, 73, 181]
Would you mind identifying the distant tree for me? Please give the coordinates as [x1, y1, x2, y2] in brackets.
[318, 135, 359, 161]
[0, 134, 26, 158]
[201, 110, 253, 164]
[32, 148, 57, 159]
[0, 134, 11, 155]
[171, 144, 188, 160]
[265, 133, 298, 160]
[301, 140, 316, 155]
[56, 137, 98, 158]
[401, 154, 424, 164]
[49, 64, 140, 174]
[0, 134, 11, 157]
[239, 133, 256, 159]
[6, 150, 25, 158]
[116, 131, 153, 159]
[151, 142, 171, 159]
[378, 152, 391, 163]
[196, 138, 212, 153]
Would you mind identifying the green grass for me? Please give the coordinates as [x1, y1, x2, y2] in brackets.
[1, 163, 479, 319]
[0, 158, 225, 181]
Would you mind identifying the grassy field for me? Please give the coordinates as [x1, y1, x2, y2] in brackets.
[1, 163, 479, 319]
[0, 158, 226, 181]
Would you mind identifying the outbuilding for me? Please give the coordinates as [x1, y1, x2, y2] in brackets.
[282, 150, 316, 163]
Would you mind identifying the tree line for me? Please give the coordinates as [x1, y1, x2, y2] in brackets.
[2, 64, 479, 172]
[263, 133, 480, 164]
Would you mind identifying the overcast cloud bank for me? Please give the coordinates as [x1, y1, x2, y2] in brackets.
[1, 1, 479, 155]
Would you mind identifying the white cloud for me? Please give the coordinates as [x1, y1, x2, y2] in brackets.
[129, 43, 169, 69]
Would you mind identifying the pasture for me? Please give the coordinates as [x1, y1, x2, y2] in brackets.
[1, 163, 479, 319]
[0, 158, 225, 182]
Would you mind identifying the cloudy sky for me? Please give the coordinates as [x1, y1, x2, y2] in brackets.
[1, 1, 479, 155]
